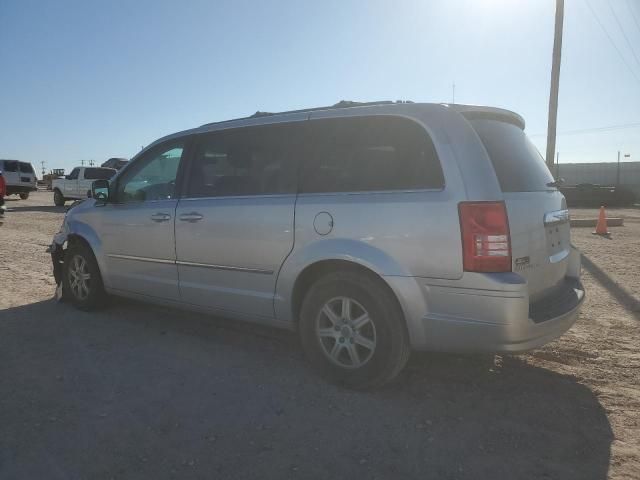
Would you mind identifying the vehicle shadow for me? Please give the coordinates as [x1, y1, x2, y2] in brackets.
[4, 204, 65, 213]
[1, 299, 613, 480]
[582, 253, 640, 321]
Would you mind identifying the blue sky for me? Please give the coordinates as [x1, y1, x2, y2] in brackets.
[1, 0, 639, 175]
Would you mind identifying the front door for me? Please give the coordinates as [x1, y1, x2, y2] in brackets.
[98, 141, 187, 301]
[175, 121, 303, 319]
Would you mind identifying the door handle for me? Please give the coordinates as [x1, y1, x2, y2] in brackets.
[179, 212, 204, 223]
[150, 213, 171, 222]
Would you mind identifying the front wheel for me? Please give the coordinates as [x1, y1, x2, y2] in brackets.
[62, 242, 107, 311]
[19, 192, 29, 200]
[53, 190, 65, 206]
[299, 271, 410, 389]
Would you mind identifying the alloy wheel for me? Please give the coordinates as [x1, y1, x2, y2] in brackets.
[68, 254, 91, 301]
[315, 296, 377, 369]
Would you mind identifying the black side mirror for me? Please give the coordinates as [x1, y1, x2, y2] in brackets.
[91, 179, 110, 204]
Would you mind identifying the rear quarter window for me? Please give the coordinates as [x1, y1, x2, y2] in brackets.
[2, 161, 19, 172]
[470, 119, 555, 192]
[300, 115, 444, 193]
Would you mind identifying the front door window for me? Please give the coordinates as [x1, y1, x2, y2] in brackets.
[116, 145, 184, 202]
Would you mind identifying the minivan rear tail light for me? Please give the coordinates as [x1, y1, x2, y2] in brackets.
[458, 201, 511, 273]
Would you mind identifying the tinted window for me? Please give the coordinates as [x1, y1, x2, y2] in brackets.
[2, 161, 19, 172]
[117, 143, 184, 202]
[470, 119, 555, 192]
[67, 168, 80, 180]
[186, 123, 299, 198]
[84, 168, 115, 180]
[19, 162, 34, 173]
[300, 116, 443, 193]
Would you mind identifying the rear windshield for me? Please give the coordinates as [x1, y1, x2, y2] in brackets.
[19, 162, 34, 173]
[85, 168, 116, 180]
[470, 119, 555, 192]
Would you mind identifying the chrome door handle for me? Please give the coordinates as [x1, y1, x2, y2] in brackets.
[179, 212, 204, 223]
[150, 213, 171, 222]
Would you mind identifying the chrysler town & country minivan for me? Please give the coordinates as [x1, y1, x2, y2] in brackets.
[50, 101, 584, 388]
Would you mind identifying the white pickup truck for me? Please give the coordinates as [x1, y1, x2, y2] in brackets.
[52, 166, 116, 206]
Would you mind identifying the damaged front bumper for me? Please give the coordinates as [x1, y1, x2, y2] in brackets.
[48, 231, 68, 286]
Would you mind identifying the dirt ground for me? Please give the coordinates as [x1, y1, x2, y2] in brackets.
[1, 191, 638, 480]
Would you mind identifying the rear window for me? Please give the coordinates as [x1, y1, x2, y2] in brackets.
[19, 162, 34, 173]
[470, 119, 555, 192]
[85, 168, 115, 180]
[300, 116, 444, 193]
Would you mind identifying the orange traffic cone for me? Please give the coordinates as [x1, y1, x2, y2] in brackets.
[593, 206, 610, 236]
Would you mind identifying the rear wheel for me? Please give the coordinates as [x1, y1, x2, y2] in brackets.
[19, 192, 29, 200]
[53, 189, 65, 206]
[299, 271, 410, 389]
[62, 241, 107, 311]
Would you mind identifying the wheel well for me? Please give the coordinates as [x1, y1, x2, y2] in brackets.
[53, 188, 62, 194]
[291, 260, 404, 326]
[66, 234, 93, 251]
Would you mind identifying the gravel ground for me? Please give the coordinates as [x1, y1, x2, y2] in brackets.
[0, 191, 638, 479]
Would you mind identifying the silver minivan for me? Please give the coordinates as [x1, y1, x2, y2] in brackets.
[50, 101, 584, 388]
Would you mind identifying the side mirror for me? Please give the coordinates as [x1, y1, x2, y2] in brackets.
[91, 179, 110, 204]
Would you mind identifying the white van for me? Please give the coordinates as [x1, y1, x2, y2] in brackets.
[0, 160, 38, 199]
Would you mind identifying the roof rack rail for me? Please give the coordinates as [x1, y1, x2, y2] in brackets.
[201, 100, 414, 127]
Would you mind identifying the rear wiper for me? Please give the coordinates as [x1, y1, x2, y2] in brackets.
[546, 178, 565, 188]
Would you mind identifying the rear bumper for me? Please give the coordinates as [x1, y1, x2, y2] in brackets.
[6, 185, 37, 194]
[386, 246, 584, 353]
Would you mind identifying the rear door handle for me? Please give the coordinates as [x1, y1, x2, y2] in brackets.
[179, 212, 204, 223]
[150, 213, 171, 222]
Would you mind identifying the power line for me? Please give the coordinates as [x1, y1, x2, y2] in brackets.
[529, 122, 640, 137]
[626, 0, 640, 36]
[585, 0, 640, 85]
[606, 0, 640, 70]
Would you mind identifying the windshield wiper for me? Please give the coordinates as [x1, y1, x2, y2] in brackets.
[546, 178, 565, 188]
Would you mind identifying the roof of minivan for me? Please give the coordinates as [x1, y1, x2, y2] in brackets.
[198, 100, 525, 130]
[134, 101, 525, 162]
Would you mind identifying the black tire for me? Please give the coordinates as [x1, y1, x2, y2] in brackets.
[53, 189, 65, 206]
[299, 271, 410, 389]
[62, 241, 107, 311]
[19, 192, 29, 200]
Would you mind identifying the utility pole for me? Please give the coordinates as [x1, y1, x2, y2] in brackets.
[41, 160, 46, 177]
[545, 0, 564, 170]
[452, 82, 456, 104]
[616, 151, 620, 185]
[556, 151, 560, 179]
[80, 160, 85, 166]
